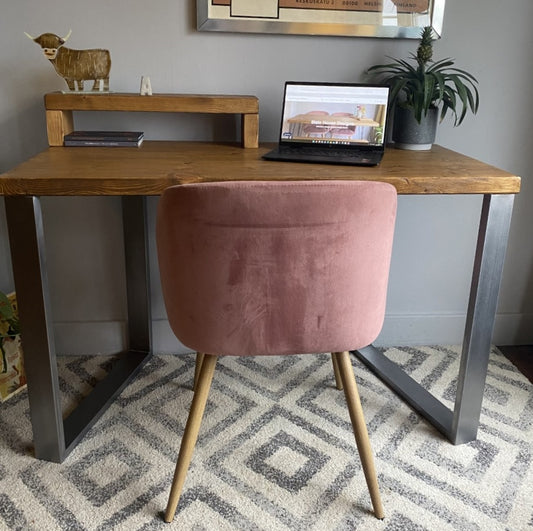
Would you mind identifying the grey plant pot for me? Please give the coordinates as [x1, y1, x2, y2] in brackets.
[392, 106, 438, 150]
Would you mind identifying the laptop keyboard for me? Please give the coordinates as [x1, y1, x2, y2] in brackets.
[273, 146, 378, 165]
[280, 146, 356, 157]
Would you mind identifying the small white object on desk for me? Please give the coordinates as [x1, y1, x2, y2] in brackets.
[140, 76, 152, 96]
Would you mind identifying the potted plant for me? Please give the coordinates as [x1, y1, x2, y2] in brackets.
[367, 26, 479, 150]
[0, 291, 26, 401]
[0, 291, 20, 373]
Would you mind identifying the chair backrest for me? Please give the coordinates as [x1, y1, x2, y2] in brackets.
[156, 180, 397, 356]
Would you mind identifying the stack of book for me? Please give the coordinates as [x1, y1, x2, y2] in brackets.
[64, 131, 144, 147]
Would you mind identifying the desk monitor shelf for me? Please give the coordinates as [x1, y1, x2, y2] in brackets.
[44, 92, 259, 149]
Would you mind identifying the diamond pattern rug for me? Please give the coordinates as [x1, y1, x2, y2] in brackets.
[0, 346, 532, 530]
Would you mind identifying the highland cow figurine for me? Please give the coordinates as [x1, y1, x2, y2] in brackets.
[25, 30, 111, 92]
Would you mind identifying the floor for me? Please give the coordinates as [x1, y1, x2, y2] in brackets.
[498, 344, 533, 384]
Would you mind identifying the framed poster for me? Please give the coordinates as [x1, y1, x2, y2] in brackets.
[197, 0, 445, 39]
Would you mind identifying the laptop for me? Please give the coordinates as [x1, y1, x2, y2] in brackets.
[263, 81, 390, 166]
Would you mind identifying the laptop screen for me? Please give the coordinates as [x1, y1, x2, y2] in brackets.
[279, 82, 389, 147]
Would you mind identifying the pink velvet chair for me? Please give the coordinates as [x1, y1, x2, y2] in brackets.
[156, 180, 397, 523]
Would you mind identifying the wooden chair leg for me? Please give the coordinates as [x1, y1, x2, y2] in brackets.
[333, 350, 384, 520]
[331, 352, 343, 390]
[194, 352, 205, 390]
[164, 353, 218, 523]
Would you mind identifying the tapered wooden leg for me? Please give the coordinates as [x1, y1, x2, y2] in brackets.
[333, 351, 384, 519]
[194, 352, 205, 390]
[165, 354, 218, 523]
[331, 352, 343, 390]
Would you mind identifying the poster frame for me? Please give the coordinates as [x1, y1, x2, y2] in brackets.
[197, 0, 445, 39]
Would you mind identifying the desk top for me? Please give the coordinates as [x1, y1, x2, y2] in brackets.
[0, 142, 521, 196]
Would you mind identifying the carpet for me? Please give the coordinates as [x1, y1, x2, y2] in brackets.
[0, 346, 532, 530]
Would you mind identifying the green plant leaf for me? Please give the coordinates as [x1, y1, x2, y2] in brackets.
[366, 26, 479, 126]
[0, 292, 14, 321]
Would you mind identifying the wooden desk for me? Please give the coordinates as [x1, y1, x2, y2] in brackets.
[0, 141, 521, 462]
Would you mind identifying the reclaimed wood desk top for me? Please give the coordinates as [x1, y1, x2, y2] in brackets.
[0, 142, 521, 196]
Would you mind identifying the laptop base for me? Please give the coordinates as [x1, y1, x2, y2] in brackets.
[262, 148, 382, 167]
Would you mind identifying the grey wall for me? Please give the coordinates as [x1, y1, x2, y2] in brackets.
[1, 0, 532, 354]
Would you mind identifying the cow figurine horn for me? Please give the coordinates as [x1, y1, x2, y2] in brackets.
[24, 32, 35, 40]
[62, 29, 72, 43]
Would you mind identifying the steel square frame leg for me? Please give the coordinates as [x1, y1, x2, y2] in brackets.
[5, 195, 152, 462]
[122, 196, 152, 354]
[354, 193, 515, 444]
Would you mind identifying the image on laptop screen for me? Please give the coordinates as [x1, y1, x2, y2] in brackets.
[279, 82, 389, 147]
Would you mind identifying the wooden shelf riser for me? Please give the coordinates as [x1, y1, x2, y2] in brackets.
[44, 93, 259, 148]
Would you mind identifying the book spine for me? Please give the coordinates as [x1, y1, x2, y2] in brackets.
[64, 140, 142, 147]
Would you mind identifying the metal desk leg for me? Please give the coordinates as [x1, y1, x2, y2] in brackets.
[5, 195, 152, 462]
[354, 193, 514, 444]
[122, 196, 152, 354]
[6, 196, 65, 461]
[452, 193, 514, 443]
[61, 196, 153, 454]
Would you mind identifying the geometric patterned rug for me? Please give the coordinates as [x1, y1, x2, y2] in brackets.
[0, 346, 532, 530]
